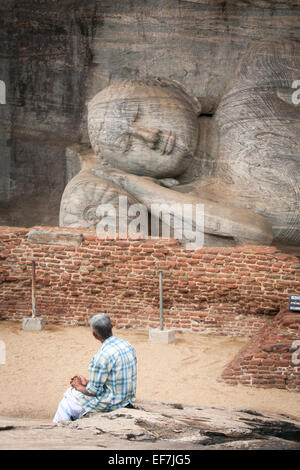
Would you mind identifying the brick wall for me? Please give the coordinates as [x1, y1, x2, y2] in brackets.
[221, 308, 300, 391]
[0, 226, 299, 336]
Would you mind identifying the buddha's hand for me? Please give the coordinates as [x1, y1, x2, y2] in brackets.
[92, 164, 128, 187]
[92, 164, 159, 188]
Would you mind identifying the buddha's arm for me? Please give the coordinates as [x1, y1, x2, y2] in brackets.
[92, 165, 273, 245]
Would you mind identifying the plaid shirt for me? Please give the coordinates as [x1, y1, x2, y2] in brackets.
[73, 335, 137, 413]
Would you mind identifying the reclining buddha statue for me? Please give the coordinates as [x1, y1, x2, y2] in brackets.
[60, 38, 300, 247]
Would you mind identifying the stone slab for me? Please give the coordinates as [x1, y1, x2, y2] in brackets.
[149, 328, 175, 344]
[27, 229, 83, 248]
[22, 317, 45, 331]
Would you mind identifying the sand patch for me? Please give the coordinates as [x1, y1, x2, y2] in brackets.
[0, 321, 299, 421]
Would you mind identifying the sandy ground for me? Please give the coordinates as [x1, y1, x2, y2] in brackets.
[0, 321, 299, 422]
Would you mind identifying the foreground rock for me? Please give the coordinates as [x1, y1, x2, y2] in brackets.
[0, 400, 299, 450]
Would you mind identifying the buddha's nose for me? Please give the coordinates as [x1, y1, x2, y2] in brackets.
[127, 124, 160, 148]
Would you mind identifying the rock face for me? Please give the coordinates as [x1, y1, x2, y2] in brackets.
[0, 400, 299, 450]
[0, 1, 299, 232]
[0, 1, 97, 226]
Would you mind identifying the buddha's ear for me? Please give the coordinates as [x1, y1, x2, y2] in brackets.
[277, 87, 300, 107]
[155, 77, 202, 116]
[158, 79, 220, 116]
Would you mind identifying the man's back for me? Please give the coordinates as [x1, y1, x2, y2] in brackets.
[74, 335, 137, 413]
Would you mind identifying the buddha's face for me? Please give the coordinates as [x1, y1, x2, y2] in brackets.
[88, 80, 200, 178]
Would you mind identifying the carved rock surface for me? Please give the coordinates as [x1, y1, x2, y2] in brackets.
[1, 1, 299, 244]
[88, 79, 200, 178]
[59, 169, 140, 230]
[211, 39, 300, 245]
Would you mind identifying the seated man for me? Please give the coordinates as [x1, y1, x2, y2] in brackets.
[53, 313, 137, 423]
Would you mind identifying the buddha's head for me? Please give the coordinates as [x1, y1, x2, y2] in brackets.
[88, 79, 201, 179]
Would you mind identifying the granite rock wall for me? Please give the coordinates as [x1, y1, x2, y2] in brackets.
[0, 0, 97, 225]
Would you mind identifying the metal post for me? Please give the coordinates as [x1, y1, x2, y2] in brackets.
[32, 261, 36, 318]
[159, 270, 164, 331]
